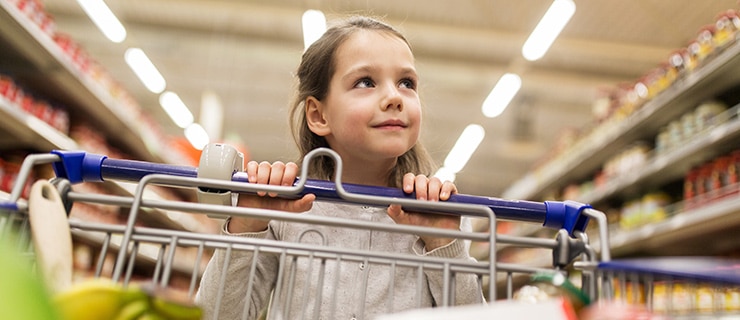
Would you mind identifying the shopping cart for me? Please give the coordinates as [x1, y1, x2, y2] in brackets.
[1, 145, 613, 319]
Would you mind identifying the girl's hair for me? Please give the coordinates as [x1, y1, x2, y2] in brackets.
[289, 16, 435, 188]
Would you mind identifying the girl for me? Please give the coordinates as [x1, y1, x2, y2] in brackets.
[196, 16, 484, 319]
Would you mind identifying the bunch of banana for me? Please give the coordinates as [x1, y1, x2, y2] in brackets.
[54, 279, 202, 320]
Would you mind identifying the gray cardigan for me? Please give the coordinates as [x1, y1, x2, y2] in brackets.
[195, 201, 485, 320]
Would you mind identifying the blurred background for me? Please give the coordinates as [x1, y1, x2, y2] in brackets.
[35, 0, 738, 198]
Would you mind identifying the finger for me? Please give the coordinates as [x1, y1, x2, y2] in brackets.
[267, 161, 286, 197]
[402, 173, 415, 193]
[246, 161, 259, 183]
[440, 180, 457, 200]
[414, 174, 429, 200]
[282, 162, 299, 186]
[386, 204, 403, 222]
[256, 161, 272, 196]
[287, 194, 315, 212]
[427, 176, 442, 201]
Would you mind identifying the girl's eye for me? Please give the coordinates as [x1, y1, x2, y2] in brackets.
[355, 77, 374, 88]
[399, 78, 416, 90]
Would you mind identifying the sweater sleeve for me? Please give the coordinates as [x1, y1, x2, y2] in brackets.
[413, 238, 486, 306]
[195, 218, 280, 320]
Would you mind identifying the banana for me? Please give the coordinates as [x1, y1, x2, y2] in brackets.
[142, 283, 202, 320]
[53, 279, 148, 320]
[150, 296, 203, 320]
[113, 299, 151, 320]
[136, 311, 167, 320]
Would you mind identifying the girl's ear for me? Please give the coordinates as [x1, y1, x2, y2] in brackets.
[305, 96, 331, 136]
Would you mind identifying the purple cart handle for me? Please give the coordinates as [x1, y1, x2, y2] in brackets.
[50, 150, 591, 234]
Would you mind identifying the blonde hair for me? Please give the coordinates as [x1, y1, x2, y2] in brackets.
[289, 16, 435, 188]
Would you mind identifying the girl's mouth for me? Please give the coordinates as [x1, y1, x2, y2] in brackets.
[373, 119, 407, 129]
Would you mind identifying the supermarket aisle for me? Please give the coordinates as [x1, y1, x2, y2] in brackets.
[1, 1, 740, 319]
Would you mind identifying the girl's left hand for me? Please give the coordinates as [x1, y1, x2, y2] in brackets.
[387, 173, 460, 251]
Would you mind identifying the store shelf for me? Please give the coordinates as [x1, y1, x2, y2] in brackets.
[0, 2, 162, 162]
[503, 39, 740, 201]
[0, 96, 77, 151]
[578, 105, 740, 205]
[593, 194, 740, 257]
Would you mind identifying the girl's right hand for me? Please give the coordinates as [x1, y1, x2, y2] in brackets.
[227, 161, 315, 233]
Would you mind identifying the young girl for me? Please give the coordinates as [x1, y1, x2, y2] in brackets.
[196, 16, 485, 319]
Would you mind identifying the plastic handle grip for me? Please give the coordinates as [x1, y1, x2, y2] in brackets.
[49, 150, 591, 234]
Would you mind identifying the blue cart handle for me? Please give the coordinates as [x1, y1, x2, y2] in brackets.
[50, 150, 591, 234]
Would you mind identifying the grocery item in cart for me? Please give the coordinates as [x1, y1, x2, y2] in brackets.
[53, 279, 202, 320]
[0, 239, 60, 320]
[28, 179, 73, 293]
[514, 272, 590, 313]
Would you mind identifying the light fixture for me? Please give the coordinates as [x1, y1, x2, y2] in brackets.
[184, 123, 210, 150]
[124, 48, 166, 94]
[159, 91, 194, 129]
[443, 124, 485, 173]
[521, 0, 576, 61]
[482, 73, 521, 118]
[76, 0, 127, 43]
[200, 90, 224, 141]
[433, 166, 457, 183]
[302, 9, 327, 50]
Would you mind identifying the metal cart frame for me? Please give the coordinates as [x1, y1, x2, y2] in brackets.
[1, 148, 613, 319]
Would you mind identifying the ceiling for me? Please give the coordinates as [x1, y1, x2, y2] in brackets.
[41, 0, 739, 199]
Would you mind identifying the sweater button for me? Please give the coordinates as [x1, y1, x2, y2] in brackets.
[359, 262, 365, 270]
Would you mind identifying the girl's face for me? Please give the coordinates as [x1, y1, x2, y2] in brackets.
[307, 30, 422, 165]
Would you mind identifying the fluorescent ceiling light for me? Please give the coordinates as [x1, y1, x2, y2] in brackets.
[200, 90, 224, 141]
[433, 166, 457, 183]
[302, 10, 327, 50]
[76, 0, 126, 43]
[482, 73, 521, 118]
[443, 124, 485, 173]
[185, 123, 210, 150]
[159, 91, 194, 129]
[124, 48, 166, 93]
[521, 0, 576, 61]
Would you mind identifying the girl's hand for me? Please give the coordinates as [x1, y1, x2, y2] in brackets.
[228, 161, 315, 233]
[387, 173, 460, 251]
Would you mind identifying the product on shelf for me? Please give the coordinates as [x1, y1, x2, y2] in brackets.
[5, 0, 195, 165]
[654, 99, 728, 155]
[713, 10, 740, 49]
[0, 74, 71, 134]
[695, 25, 717, 63]
[618, 191, 670, 230]
[527, 7, 740, 187]
[0, 155, 34, 198]
[603, 142, 651, 181]
[652, 282, 740, 314]
[695, 100, 728, 132]
[684, 148, 740, 209]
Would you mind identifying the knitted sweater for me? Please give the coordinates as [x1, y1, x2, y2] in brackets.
[195, 201, 485, 320]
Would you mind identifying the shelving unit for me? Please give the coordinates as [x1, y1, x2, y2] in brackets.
[499, 29, 740, 273]
[0, 1, 166, 163]
[0, 96, 77, 151]
[0, 3, 213, 233]
[503, 39, 740, 202]
[578, 104, 740, 205]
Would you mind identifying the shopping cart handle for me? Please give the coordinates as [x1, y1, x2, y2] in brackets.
[50, 150, 592, 234]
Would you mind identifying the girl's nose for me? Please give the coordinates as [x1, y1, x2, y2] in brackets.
[381, 84, 403, 111]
